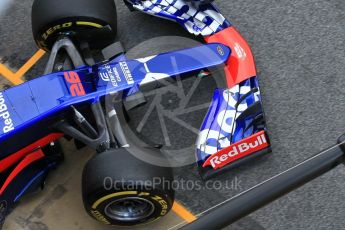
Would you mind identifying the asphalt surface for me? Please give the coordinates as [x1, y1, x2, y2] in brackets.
[1, 0, 345, 229]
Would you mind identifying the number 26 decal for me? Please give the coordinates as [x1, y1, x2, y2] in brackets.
[64, 72, 86, 97]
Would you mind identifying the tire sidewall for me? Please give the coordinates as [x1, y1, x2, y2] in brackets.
[34, 17, 114, 50]
[31, 0, 117, 50]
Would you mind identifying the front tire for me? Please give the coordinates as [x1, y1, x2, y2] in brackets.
[82, 147, 174, 226]
[31, 0, 117, 51]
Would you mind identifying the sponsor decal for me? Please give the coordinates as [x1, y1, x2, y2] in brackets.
[119, 62, 134, 84]
[64, 72, 86, 97]
[217, 45, 225, 56]
[99, 64, 121, 87]
[234, 42, 247, 60]
[99, 72, 109, 82]
[0, 93, 14, 134]
[203, 131, 269, 169]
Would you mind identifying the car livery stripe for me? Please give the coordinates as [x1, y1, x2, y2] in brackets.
[0, 133, 63, 173]
[14, 169, 46, 202]
[0, 149, 44, 195]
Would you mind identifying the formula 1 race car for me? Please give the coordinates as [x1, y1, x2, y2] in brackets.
[0, 0, 271, 227]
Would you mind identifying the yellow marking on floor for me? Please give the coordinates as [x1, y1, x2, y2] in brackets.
[0, 64, 23, 85]
[172, 201, 197, 223]
[0, 49, 45, 85]
[15, 49, 46, 79]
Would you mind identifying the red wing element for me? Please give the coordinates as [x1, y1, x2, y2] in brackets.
[0, 149, 45, 195]
[0, 133, 63, 173]
[205, 27, 257, 88]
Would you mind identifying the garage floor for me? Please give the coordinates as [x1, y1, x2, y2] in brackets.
[2, 140, 184, 230]
[1, 0, 345, 229]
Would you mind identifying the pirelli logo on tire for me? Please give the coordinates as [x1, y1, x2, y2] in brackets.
[91, 210, 110, 225]
[41, 21, 103, 40]
[42, 22, 73, 40]
[151, 195, 168, 216]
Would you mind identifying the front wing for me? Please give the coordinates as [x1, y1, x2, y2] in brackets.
[124, 0, 271, 179]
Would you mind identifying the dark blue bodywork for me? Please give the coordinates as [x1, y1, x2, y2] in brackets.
[0, 43, 230, 158]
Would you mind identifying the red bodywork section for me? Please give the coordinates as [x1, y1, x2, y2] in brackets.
[202, 26, 269, 171]
[205, 27, 257, 88]
[0, 149, 45, 195]
[0, 133, 63, 173]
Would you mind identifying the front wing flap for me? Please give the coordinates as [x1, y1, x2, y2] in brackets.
[196, 77, 271, 179]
